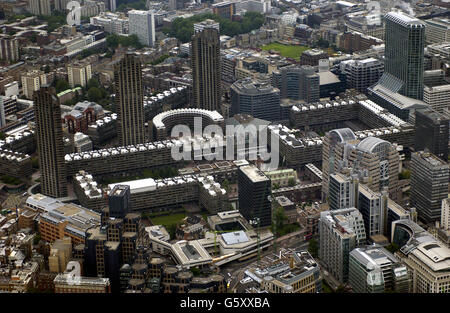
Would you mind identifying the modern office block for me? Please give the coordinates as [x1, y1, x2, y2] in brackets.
[391, 219, 450, 293]
[322, 128, 400, 202]
[357, 184, 388, 238]
[272, 65, 319, 103]
[191, 21, 221, 112]
[410, 151, 450, 223]
[230, 78, 281, 121]
[340, 58, 384, 93]
[414, 108, 449, 162]
[238, 165, 272, 227]
[328, 173, 358, 211]
[33, 86, 67, 198]
[114, 53, 146, 146]
[349, 245, 411, 293]
[425, 18, 450, 44]
[319, 208, 366, 283]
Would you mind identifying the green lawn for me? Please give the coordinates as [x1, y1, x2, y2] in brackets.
[261, 43, 310, 60]
[150, 213, 186, 227]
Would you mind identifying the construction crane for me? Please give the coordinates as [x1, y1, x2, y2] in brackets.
[250, 217, 261, 265]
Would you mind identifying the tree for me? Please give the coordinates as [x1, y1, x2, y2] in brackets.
[106, 34, 119, 49]
[33, 234, 41, 245]
[0, 132, 5, 140]
[385, 242, 400, 254]
[31, 157, 39, 169]
[308, 238, 319, 258]
[55, 79, 70, 93]
[87, 87, 102, 102]
[167, 223, 177, 240]
[87, 78, 100, 89]
[398, 169, 411, 180]
[222, 179, 230, 192]
[288, 178, 296, 187]
[272, 206, 287, 236]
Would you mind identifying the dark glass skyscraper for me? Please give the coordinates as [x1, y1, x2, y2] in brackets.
[238, 165, 272, 227]
[414, 108, 449, 162]
[191, 20, 221, 112]
[114, 52, 145, 146]
[384, 11, 426, 100]
[33, 86, 67, 198]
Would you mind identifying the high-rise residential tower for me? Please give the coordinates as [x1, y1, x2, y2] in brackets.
[128, 10, 155, 47]
[33, 86, 67, 198]
[383, 11, 426, 100]
[114, 53, 145, 146]
[191, 20, 221, 112]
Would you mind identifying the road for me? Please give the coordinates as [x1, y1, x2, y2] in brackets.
[223, 237, 311, 292]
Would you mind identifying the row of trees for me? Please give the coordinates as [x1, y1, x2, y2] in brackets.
[55, 77, 111, 106]
[164, 12, 265, 43]
[106, 34, 143, 50]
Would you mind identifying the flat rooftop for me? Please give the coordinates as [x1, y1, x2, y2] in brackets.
[240, 165, 270, 183]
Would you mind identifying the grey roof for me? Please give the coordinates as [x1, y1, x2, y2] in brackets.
[356, 137, 389, 153]
[222, 231, 250, 245]
[329, 128, 357, 143]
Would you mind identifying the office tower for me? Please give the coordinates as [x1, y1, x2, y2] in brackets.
[414, 108, 449, 162]
[410, 151, 450, 223]
[391, 219, 450, 293]
[114, 53, 145, 146]
[128, 10, 155, 47]
[425, 18, 450, 44]
[191, 20, 221, 111]
[33, 87, 67, 198]
[29, 0, 51, 16]
[328, 173, 358, 210]
[339, 58, 384, 93]
[67, 61, 92, 88]
[322, 129, 400, 202]
[383, 11, 426, 100]
[108, 185, 131, 219]
[319, 208, 366, 283]
[272, 65, 320, 103]
[0, 37, 19, 63]
[230, 78, 280, 121]
[21, 70, 47, 99]
[357, 184, 389, 238]
[349, 246, 411, 293]
[238, 165, 272, 227]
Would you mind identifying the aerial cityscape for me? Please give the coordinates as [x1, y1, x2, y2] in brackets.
[0, 0, 449, 299]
